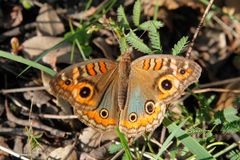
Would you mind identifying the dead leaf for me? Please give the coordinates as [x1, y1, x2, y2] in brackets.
[69, 7, 97, 20]
[79, 143, 112, 160]
[22, 36, 82, 69]
[23, 90, 51, 108]
[93, 37, 114, 60]
[0, 5, 23, 28]
[141, 0, 204, 31]
[24, 142, 53, 159]
[79, 127, 117, 152]
[48, 144, 77, 160]
[13, 136, 23, 155]
[215, 81, 240, 111]
[0, 137, 9, 157]
[196, 28, 228, 64]
[225, 0, 240, 14]
[142, 0, 204, 17]
[10, 6, 23, 27]
[41, 71, 53, 94]
[36, 3, 65, 36]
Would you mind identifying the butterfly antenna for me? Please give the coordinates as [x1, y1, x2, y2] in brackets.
[185, 0, 215, 59]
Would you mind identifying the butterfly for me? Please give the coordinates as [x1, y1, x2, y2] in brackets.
[49, 52, 202, 137]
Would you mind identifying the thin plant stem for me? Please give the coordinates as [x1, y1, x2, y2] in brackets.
[213, 141, 240, 158]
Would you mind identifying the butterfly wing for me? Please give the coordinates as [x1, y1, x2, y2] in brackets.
[75, 74, 119, 132]
[50, 59, 117, 111]
[119, 55, 202, 137]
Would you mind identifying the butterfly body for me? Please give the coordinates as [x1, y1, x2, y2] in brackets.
[50, 54, 201, 137]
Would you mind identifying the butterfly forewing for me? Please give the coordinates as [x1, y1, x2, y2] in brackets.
[49, 59, 118, 111]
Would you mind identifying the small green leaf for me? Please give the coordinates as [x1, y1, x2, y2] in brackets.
[223, 108, 240, 122]
[126, 30, 152, 54]
[139, 20, 164, 30]
[172, 36, 189, 55]
[108, 143, 123, 154]
[147, 22, 162, 53]
[20, 0, 32, 9]
[117, 5, 129, 27]
[222, 120, 240, 133]
[64, 28, 91, 44]
[132, 0, 141, 26]
[139, 20, 163, 53]
[64, 27, 92, 60]
[214, 110, 225, 125]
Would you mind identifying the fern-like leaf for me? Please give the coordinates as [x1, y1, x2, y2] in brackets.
[147, 22, 162, 53]
[172, 36, 189, 55]
[119, 37, 128, 53]
[139, 20, 164, 30]
[138, 20, 163, 53]
[126, 30, 152, 54]
[132, 0, 141, 26]
[227, 149, 240, 160]
[117, 5, 129, 27]
[222, 120, 240, 133]
[149, 30, 162, 53]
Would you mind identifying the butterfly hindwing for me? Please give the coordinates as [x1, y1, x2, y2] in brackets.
[75, 75, 119, 132]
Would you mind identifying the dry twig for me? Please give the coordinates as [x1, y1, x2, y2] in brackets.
[186, 0, 215, 59]
[5, 99, 69, 137]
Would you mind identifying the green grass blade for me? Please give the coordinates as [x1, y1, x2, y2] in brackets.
[0, 50, 56, 76]
[154, 118, 188, 159]
[164, 118, 215, 160]
[115, 127, 132, 160]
